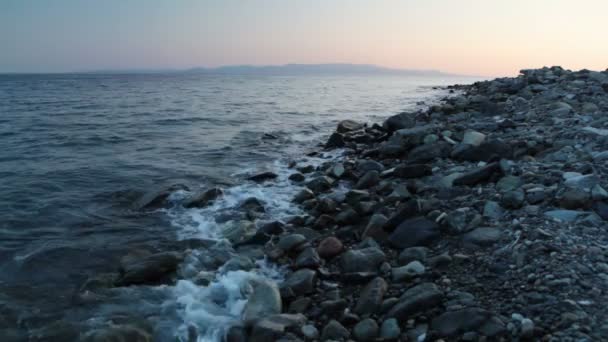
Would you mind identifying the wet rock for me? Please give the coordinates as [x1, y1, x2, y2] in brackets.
[357, 160, 385, 174]
[362, 213, 388, 240]
[82, 325, 151, 342]
[463, 227, 501, 247]
[326, 132, 345, 148]
[243, 279, 282, 326]
[329, 163, 346, 178]
[355, 277, 388, 315]
[545, 209, 587, 222]
[383, 112, 415, 132]
[306, 176, 333, 193]
[526, 188, 546, 204]
[559, 188, 591, 209]
[240, 197, 266, 213]
[398, 247, 429, 265]
[288, 173, 305, 182]
[496, 175, 523, 192]
[294, 247, 321, 269]
[293, 189, 315, 203]
[337, 119, 364, 133]
[356, 170, 380, 189]
[247, 171, 278, 183]
[277, 234, 307, 253]
[184, 187, 223, 208]
[392, 261, 425, 281]
[563, 173, 600, 191]
[353, 318, 379, 341]
[453, 162, 502, 186]
[136, 183, 189, 210]
[501, 189, 525, 209]
[386, 283, 443, 321]
[341, 247, 386, 273]
[483, 201, 504, 220]
[445, 207, 480, 234]
[321, 320, 350, 341]
[301, 325, 319, 340]
[452, 139, 513, 162]
[249, 314, 306, 342]
[223, 220, 257, 244]
[335, 207, 360, 225]
[593, 201, 608, 220]
[317, 237, 344, 259]
[116, 252, 183, 286]
[393, 164, 432, 179]
[387, 217, 440, 249]
[380, 318, 401, 340]
[407, 141, 451, 162]
[431, 308, 492, 337]
[462, 130, 486, 146]
[282, 269, 317, 296]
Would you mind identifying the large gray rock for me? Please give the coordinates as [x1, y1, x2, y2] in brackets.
[249, 314, 306, 342]
[353, 318, 379, 341]
[337, 119, 364, 133]
[380, 318, 401, 340]
[116, 252, 183, 286]
[243, 279, 282, 325]
[387, 217, 439, 249]
[431, 308, 492, 337]
[453, 162, 502, 186]
[281, 269, 317, 295]
[462, 227, 501, 247]
[341, 247, 386, 273]
[386, 283, 443, 321]
[383, 112, 415, 132]
[392, 261, 425, 282]
[184, 187, 223, 208]
[321, 320, 350, 341]
[355, 277, 388, 315]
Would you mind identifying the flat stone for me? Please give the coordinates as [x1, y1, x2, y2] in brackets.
[462, 130, 486, 146]
[317, 237, 344, 259]
[453, 162, 502, 186]
[386, 283, 443, 321]
[337, 119, 364, 133]
[398, 247, 429, 265]
[392, 261, 425, 282]
[431, 308, 492, 337]
[243, 279, 282, 326]
[544, 210, 587, 222]
[355, 277, 388, 315]
[463, 227, 501, 247]
[387, 217, 440, 249]
[281, 269, 317, 296]
[353, 318, 379, 341]
[341, 247, 386, 273]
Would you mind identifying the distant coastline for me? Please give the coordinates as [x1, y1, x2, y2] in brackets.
[0, 63, 472, 77]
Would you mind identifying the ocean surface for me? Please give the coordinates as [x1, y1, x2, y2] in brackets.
[0, 73, 478, 340]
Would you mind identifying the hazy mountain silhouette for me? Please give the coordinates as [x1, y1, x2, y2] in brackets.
[185, 63, 453, 76]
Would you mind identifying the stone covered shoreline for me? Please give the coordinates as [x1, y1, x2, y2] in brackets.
[236, 67, 608, 342]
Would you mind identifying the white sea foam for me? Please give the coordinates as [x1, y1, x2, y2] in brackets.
[163, 155, 338, 341]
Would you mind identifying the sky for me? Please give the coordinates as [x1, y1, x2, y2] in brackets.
[1, 0, 606, 76]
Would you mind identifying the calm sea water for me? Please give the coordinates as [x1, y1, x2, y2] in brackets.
[0, 73, 478, 340]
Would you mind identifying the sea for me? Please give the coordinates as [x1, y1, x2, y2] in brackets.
[0, 72, 479, 341]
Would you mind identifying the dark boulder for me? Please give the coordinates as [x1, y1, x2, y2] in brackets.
[247, 172, 278, 183]
[383, 112, 415, 132]
[337, 119, 364, 133]
[116, 252, 183, 286]
[136, 184, 189, 210]
[386, 283, 443, 321]
[407, 141, 451, 162]
[325, 132, 345, 148]
[393, 164, 432, 179]
[452, 162, 502, 186]
[184, 187, 223, 208]
[387, 217, 440, 249]
[452, 139, 513, 162]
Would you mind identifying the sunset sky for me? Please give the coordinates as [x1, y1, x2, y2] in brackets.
[1, 0, 606, 76]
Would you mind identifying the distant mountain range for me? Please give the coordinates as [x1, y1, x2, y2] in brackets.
[184, 64, 453, 76]
[79, 64, 459, 76]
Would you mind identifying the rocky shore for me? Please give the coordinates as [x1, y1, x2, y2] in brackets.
[50, 67, 608, 342]
[228, 67, 608, 342]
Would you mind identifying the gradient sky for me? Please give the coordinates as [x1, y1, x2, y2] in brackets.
[1, 0, 606, 76]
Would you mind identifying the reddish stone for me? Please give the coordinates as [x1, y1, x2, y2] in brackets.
[317, 237, 344, 259]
